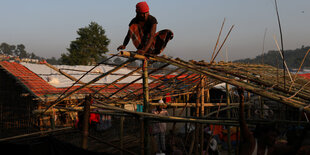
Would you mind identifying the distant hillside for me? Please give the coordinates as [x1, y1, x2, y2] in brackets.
[234, 46, 310, 69]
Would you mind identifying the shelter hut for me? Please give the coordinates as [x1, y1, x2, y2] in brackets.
[0, 52, 309, 154]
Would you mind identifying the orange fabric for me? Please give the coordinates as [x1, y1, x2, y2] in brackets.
[89, 113, 100, 123]
[129, 24, 173, 55]
[210, 125, 223, 136]
[136, 1, 149, 13]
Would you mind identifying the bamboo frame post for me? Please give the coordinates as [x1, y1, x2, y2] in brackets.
[142, 58, 151, 155]
[247, 81, 251, 119]
[195, 80, 201, 155]
[226, 83, 232, 155]
[81, 95, 91, 149]
[50, 114, 55, 130]
[200, 77, 205, 155]
[185, 94, 189, 137]
[140, 117, 144, 155]
[120, 104, 124, 155]
[259, 96, 264, 119]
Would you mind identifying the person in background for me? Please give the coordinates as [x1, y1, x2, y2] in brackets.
[204, 131, 219, 155]
[117, 1, 173, 55]
[238, 87, 278, 155]
[152, 99, 169, 154]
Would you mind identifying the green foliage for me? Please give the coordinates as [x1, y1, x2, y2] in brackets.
[46, 57, 61, 65]
[235, 46, 310, 69]
[61, 22, 110, 65]
[0, 42, 31, 59]
[0, 42, 14, 56]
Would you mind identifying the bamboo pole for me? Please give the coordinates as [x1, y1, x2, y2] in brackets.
[142, 58, 151, 155]
[92, 102, 238, 125]
[120, 51, 156, 61]
[200, 77, 205, 155]
[210, 25, 235, 64]
[152, 55, 309, 112]
[140, 117, 144, 155]
[35, 102, 246, 115]
[274, 0, 286, 90]
[120, 104, 124, 155]
[289, 48, 310, 91]
[273, 35, 293, 82]
[81, 95, 91, 149]
[93, 67, 143, 98]
[226, 83, 232, 155]
[44, 58, 134, 113]
[121, 67, 182, 100]
[0, 127, 72, 142]
[107, 63, 169, 99]
[206, 64, 310, 101]
[286, 81, 310, 100]
[191, 59, 310, 100]
[145, 70, 189, 98]
[149, 74, 201, 100]
[195, 80, 200, 155]
[247, 82, 251, 119]
[211, 18, 226, 61]
[45, 63, 84, 85]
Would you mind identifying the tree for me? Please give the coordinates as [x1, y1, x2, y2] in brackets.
[12, 44, 28, 58]
[61, 22, 110, 65]
[0, 42, 13, 55]
[234, 45, 310, 69]
[46, 57, 60, 65]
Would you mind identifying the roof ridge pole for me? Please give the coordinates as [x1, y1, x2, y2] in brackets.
[142, 58, 150, 155]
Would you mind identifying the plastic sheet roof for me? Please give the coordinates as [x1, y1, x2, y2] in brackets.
[21, 62, 144, 88]
[0, 61, 199, 101]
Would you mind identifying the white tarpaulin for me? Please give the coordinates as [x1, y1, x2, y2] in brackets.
[21, 63, 144, 88]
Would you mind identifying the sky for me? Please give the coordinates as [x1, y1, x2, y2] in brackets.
[0, 0, 309, 61]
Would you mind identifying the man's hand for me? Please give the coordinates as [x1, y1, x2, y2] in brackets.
[117, 45, 126, 51]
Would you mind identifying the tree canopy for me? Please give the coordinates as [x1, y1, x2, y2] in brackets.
[0, 42, 36, 59]
[234, 46, 310, 69]
[61, 22, 110, 65]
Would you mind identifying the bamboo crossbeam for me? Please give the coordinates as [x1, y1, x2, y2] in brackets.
[273, 36, 293, 82]
[92, 102, 237, 125]
[207, 65, 310, 101]
[106, 63, 170, 99]
[0, 127, 72, 142]
[43, 59, 135, 113]
[172, 55, 309, 99]
[93, 66, 144, 98]
[119, 51, 156, 61]
[149, 74, 201, 99]
[45, 63, 84, 85]
[151, 55, 310, 112]
[45, 63, 106, 97]
[121, 67, 182, 100]
[142, 70, 189, 98]
[289, 48, 310, 91]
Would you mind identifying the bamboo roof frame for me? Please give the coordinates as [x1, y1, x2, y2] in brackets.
[37, 51, 310, 115]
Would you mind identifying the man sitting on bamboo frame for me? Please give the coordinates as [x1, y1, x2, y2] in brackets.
[117, 1, 173, 55]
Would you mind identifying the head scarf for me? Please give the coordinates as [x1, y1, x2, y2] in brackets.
[136, 1, 149, 13]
